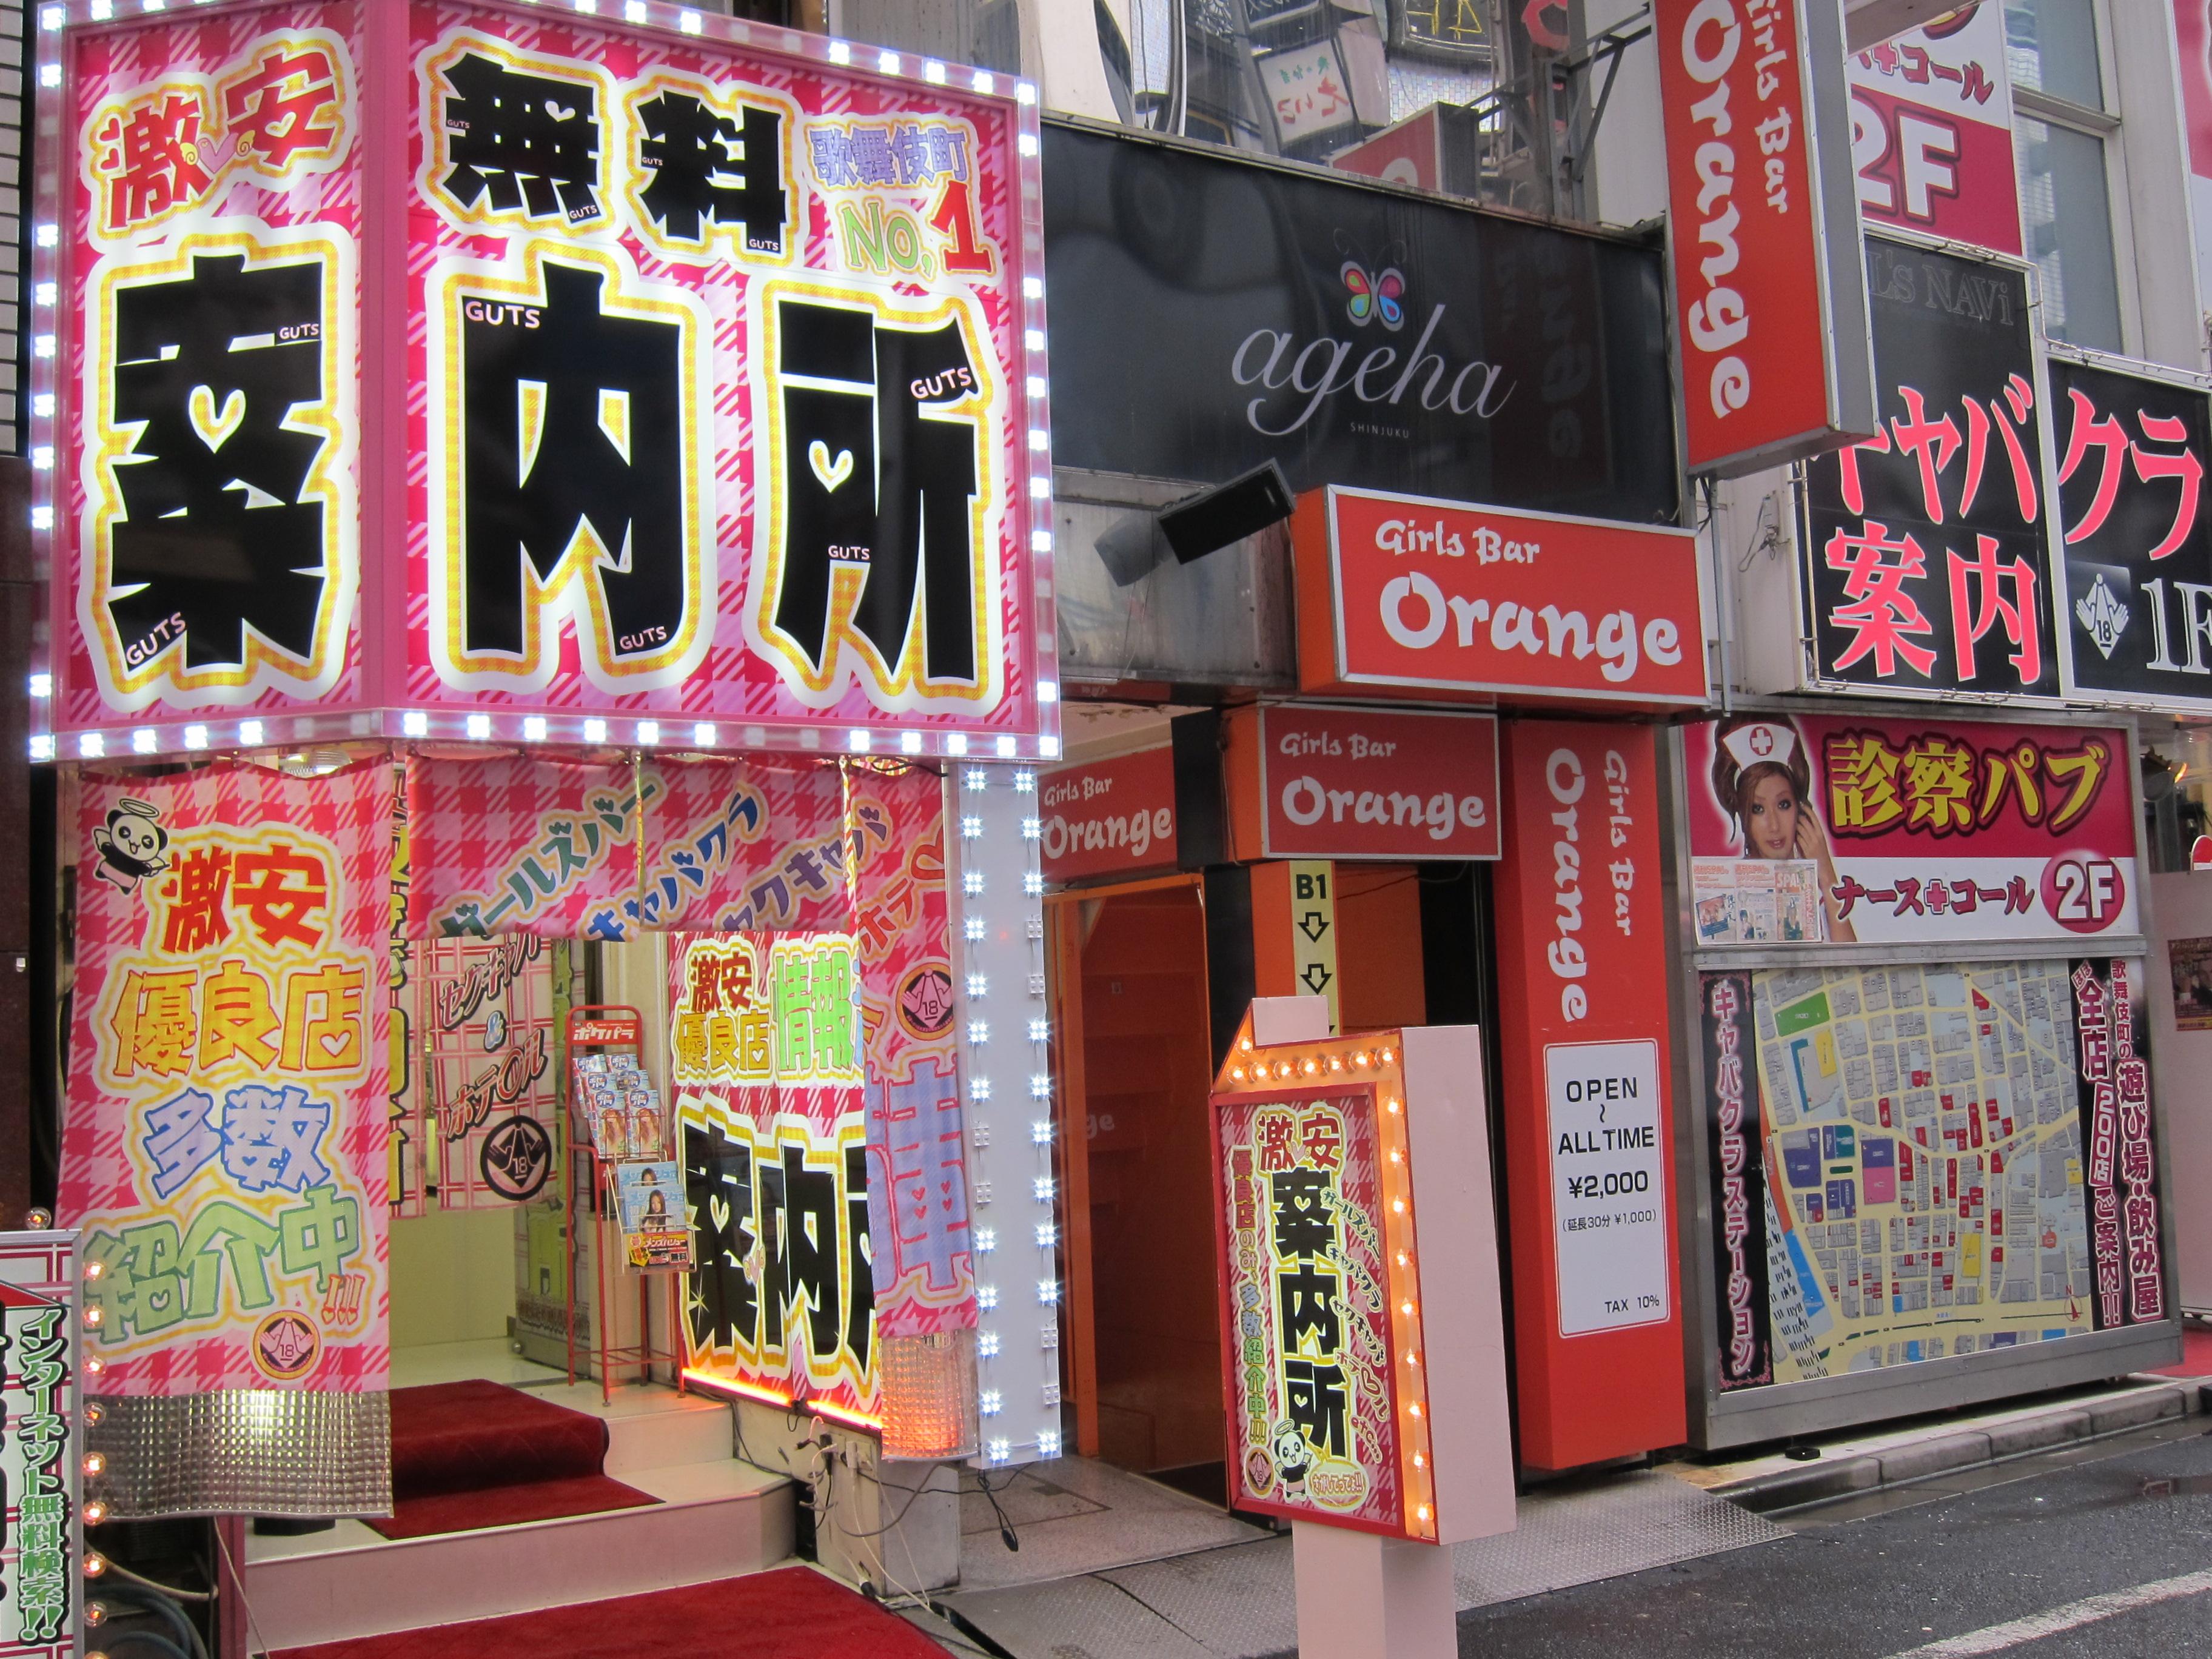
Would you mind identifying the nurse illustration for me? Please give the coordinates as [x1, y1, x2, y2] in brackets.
[1708, 716, 1856, 944]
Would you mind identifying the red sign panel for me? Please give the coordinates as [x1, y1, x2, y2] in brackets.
[1492, 721, 1684, 1469]
[41, 1, 1054, 762]
[1295, 486, 1709, 708]
[1041, 747, 1179, 883]
[1256, 705, 1500, 862]
[1656, 0, 1874, 477]
[1683, 713, 2139, 946]
[1849, 3, 2022, 255]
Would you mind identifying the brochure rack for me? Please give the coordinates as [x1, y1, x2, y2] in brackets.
[564, 1004, 687, 1404]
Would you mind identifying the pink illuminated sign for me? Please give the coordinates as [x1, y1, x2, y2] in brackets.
[38, 0, 1054, 761]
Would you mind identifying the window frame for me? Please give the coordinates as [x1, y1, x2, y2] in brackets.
[2008, 0, 2140, 355]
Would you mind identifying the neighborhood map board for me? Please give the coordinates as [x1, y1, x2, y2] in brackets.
[1750, 960, 2092, 1382]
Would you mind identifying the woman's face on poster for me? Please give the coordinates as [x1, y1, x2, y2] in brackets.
[1746, 772, 1801, 859]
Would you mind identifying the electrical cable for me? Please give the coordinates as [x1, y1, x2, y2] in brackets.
[89, 1632, 191, 1659]
[210, 1520, 271, 1659]
[970, 1468, 1021, 1552]
[97, 1584, 209, 1659]
[95, 1561, 213, 1603]
[836, 1461, 943, 1540]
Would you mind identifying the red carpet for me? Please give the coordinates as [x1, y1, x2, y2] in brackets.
[366, 1379, 656, 1541]
[269, 1567, 949, 1658]
[2149, 1325, 2212, 1378]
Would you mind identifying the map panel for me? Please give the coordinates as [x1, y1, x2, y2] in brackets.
[1749, 960, 2092, 1381]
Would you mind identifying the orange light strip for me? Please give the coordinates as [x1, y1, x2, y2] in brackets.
[679, 1367, 884, 1432]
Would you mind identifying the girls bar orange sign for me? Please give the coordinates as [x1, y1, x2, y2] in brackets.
[1492, 720, 1684, 1469]
[1655, 0, 1875, 477]
[1294, 486, 1708, 708]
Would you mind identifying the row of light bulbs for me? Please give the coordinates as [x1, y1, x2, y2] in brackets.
[957, 766, 1064, 1464]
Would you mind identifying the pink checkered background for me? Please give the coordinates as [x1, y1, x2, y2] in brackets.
[59, 759, 394, 1396]
[57, 4, 366, 732]
[404, 751, 943, 940]
[399, 4, 1044, 738]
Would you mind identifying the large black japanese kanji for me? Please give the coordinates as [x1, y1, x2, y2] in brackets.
[636, 89, 788, 254]
[458, 259, 688, 665]
[683, 1117, 758, 1353]
[440, 51, 602, 224]
[773, 295, 981, 687]
[107, 252, 330, 674]
[842, 1141, 874, 1372]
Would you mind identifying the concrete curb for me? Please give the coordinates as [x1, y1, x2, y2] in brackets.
[1715, 1379, 2207, 1515]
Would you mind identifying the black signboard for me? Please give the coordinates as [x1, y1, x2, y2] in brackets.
[1041, 121, 1680, 526]
[1701, 970, 1772, 1392]
[2050, 355, 2212, 706]
[1803, 237, 2059, 698]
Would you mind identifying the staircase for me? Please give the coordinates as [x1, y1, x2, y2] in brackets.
[246, 1384, 796, 1649]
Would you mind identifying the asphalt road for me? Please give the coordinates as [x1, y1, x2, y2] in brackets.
[1460, 1416, 2212, 1658]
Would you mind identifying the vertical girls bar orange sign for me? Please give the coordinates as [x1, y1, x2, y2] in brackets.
[1492, 721, 1684, 1469]
[1655, 0, 1875, 477]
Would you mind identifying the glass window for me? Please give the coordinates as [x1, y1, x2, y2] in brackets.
[2003, 0, 2103, 112]
[2013, 116, 2122, 352]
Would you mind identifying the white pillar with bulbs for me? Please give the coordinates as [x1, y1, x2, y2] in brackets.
[947, 760, 1065, 1472]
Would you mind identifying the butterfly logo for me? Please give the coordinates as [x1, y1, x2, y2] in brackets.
[1342, 260, 1406, 330]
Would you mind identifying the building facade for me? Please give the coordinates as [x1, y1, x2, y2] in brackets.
[9, 0, 2212, 1651]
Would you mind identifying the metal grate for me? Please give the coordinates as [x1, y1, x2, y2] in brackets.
[89, 1388, 392, 1518]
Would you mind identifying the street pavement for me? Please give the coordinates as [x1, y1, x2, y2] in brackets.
[1447, 1416, 2212, 1658]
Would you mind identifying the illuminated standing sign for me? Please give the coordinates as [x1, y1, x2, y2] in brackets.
[1210, 1009, 1514, 1544]
[1655, 0, 1875, 477]
[39, 0, 1054, 760]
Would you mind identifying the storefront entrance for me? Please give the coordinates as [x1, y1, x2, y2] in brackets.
[1047, 862, 1492, 1509]
[1049, 878, 1219, 1495]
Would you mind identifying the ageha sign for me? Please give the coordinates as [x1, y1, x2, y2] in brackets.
[1228, 264, 1514, 439]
